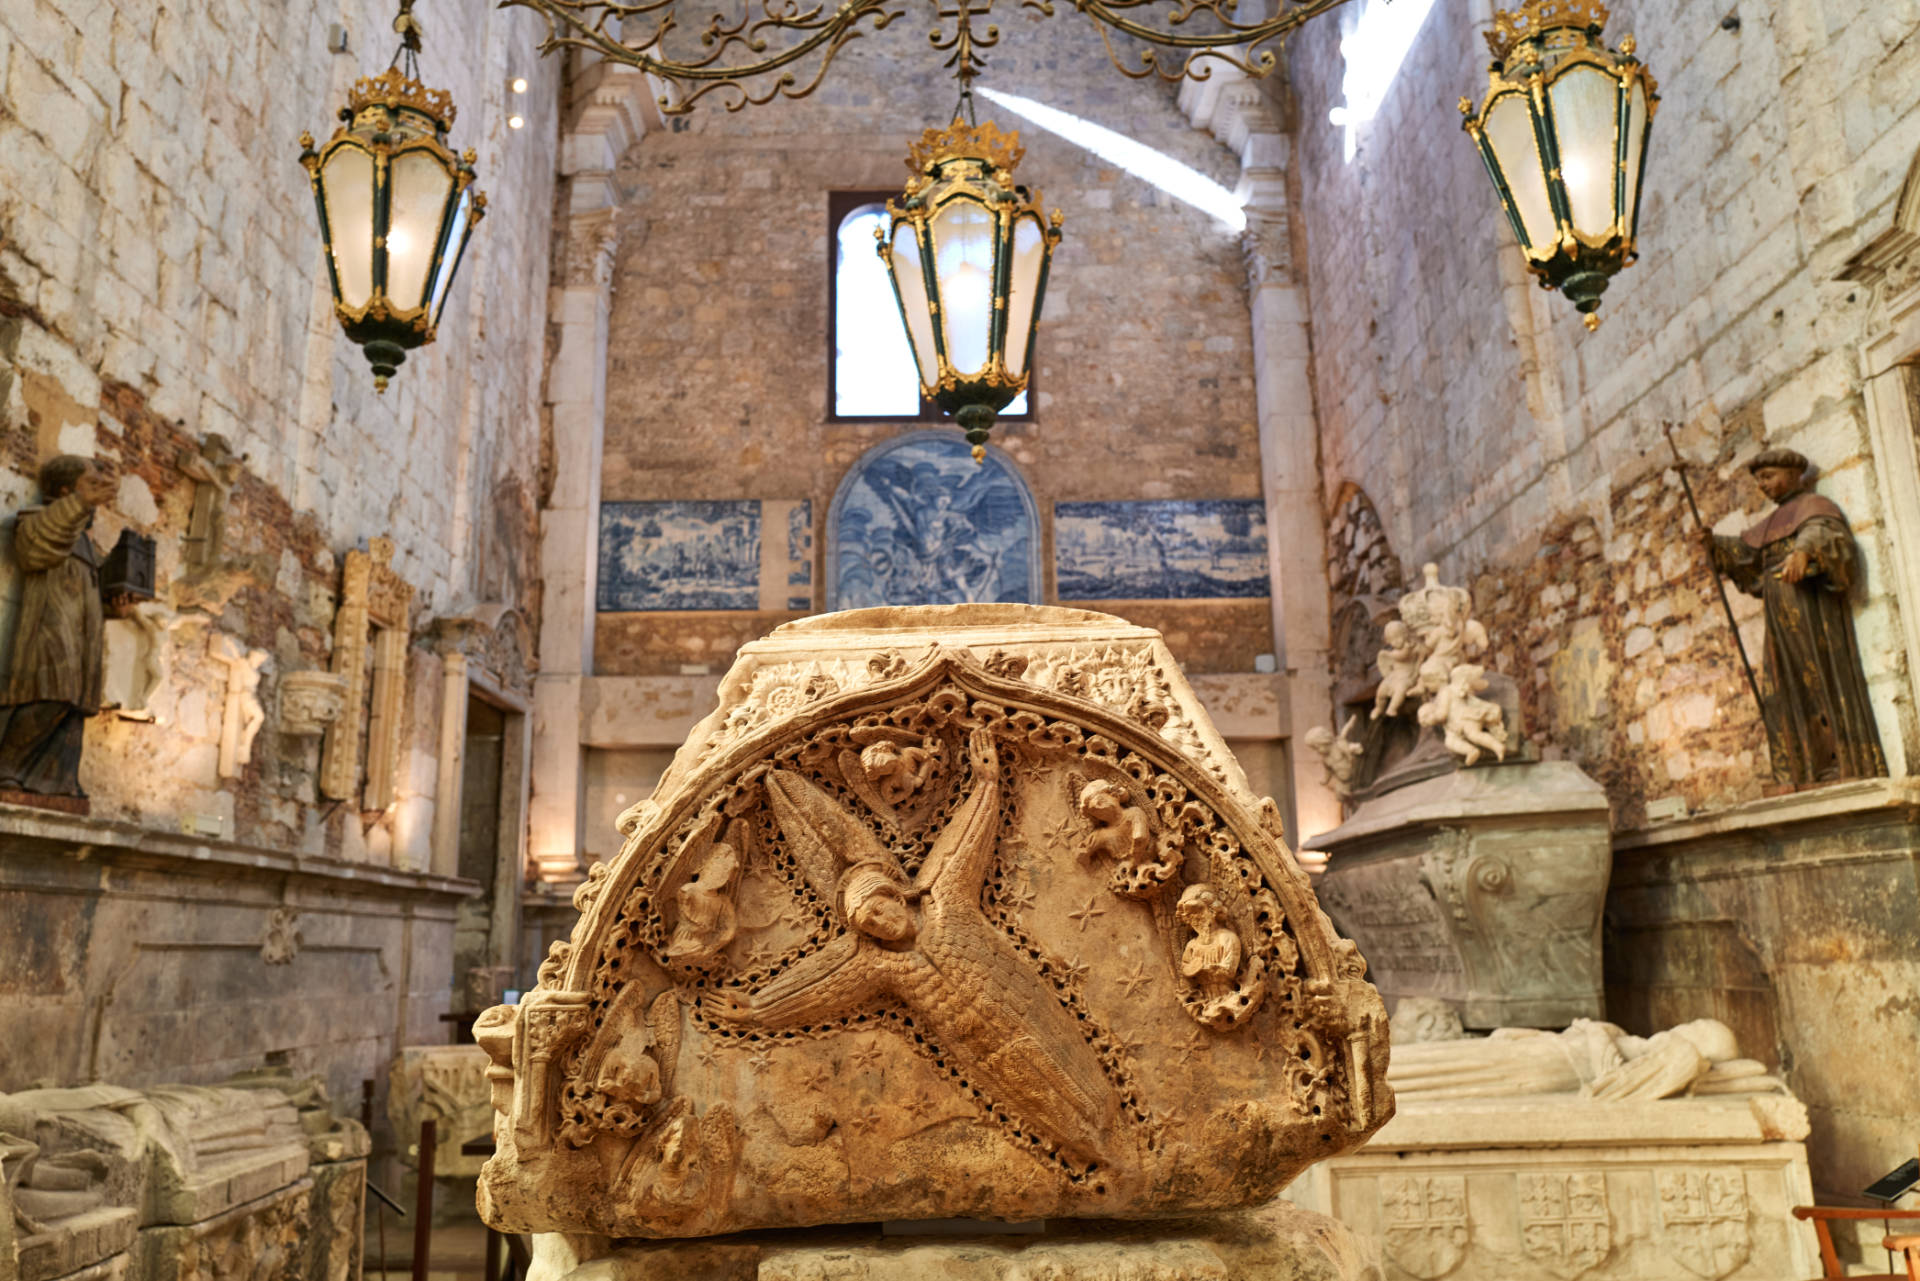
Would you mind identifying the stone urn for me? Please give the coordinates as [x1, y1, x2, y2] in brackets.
[278, 669, 349, 736]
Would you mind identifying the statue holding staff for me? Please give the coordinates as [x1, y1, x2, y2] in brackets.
[1703, 447, 1885, 789]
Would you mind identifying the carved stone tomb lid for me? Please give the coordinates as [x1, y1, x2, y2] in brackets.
[477, 605, 1392, 1237]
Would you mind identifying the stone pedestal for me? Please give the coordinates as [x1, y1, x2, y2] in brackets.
[529, 1201, 1379, 1279]
[1288, 1095, 1820, 1281]
[1306, 761, 1610, 1029]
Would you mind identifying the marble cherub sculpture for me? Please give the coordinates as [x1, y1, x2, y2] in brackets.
[1416, 663, 1508, 766]
[1371, 621, 1421, 720]
[1303, 715, 1365, 799]
[1706, 447, 1885, 788]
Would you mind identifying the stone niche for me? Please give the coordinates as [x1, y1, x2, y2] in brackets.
[1307, 762, 1611, 1029]
[477, 605, 1393, 1241]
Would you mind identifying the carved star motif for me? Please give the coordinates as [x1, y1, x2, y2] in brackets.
[1056, 956, 1090, 987]
[845, 1105, 885, 1134]
[695, 1041, 721, 1071]
[800, 1062, 833, 1093]
[1042, 815, 1079, 849]
[999, 879, 1037, 911]
[1118, 962, 1155, 1000]
[1176, 1031, 1210, 1068]
[1066, 894, 1107, 934]
[899, 1093, 937, 1123]
[744, 940, 784, 970]
[849, 1041, 887, 1075]
[1108, 1029, 1144, 1059]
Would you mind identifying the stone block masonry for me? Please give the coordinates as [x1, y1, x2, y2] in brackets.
[1287, 1, 1920, 822]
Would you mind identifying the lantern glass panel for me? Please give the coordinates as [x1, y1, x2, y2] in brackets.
[321, 147, 377, 308]
[1548, 64, 1620, 240]
[931, 198, 995, 377]
[429, 187, 473, 322]
[387, 150, 455, 312]
[1623, 79, 1650, 237]
[1483, 94, 1556, 255]
[1003, 215, 1046, 378]
[889, 223, 940, 385]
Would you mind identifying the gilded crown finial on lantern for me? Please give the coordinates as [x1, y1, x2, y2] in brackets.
[1484, 0, 1610, 61]
[905, 117, 1024, 176]
[345, 66, 458, 129]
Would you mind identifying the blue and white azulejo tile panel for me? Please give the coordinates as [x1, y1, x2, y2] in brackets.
[826, 431, 1040, 611]
[786, 500, 814, 611]
[1055, 499, 1270, 600]
[598, 501, 761, 611]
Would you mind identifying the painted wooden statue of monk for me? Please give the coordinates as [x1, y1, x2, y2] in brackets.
[0, 455, 117, 798]
[1707, 447, 1885, 789]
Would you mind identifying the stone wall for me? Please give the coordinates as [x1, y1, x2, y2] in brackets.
[1287, 0, 1920, 820]
[591, 19, 1276, 678]
[0, 0, 559, 1096]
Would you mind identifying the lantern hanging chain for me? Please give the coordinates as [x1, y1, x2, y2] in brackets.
[934, 0, 994, 122]
[390, 0, 424, 79]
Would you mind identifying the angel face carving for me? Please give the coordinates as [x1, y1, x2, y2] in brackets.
[840, 862, 917, 943]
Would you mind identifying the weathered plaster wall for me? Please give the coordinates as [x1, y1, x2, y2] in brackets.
[592, 20, 1275, 677]
[1289, 0, 1920, 820]
[0, 0, 560, 1095]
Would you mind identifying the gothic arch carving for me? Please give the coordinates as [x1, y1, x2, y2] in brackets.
[475, 612, 1389, 1238]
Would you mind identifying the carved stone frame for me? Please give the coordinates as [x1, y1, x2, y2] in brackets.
[321, 537, 417, 808]
[1840, 147, 1920, 778]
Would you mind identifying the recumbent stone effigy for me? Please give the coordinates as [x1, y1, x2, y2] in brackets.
[476, 605, 1393, 1246]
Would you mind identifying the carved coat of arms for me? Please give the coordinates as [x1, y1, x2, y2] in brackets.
[1381, 1174, 1470, 1279]
[1656, 1168, 1753, 1280]
[472, 607, 1394, 1238]
[1519, 1172, 1612, 1279]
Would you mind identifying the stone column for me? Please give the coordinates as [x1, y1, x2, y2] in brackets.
[529, 55, 653, 882]
[1183, 77, 1341, 849]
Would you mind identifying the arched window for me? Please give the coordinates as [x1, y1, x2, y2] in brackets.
[828, 193, 1029, 420]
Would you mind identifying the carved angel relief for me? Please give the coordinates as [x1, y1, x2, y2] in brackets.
[476, 611, 1390, 1239]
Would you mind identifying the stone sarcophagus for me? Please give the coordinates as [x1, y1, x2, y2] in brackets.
[477, 605, 1392, 1238]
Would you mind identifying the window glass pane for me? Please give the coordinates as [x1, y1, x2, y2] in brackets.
[321, 147, 376, 309]
[387, 150, 454, 311]
[1003, 215, 1046, 377]
[836, 205, 923, 417]
[931, 199, 995, 377]
[1548, 66, 1619, 240]
[1484, 93, 1557, 256]
[1623, 80, 1650, 238]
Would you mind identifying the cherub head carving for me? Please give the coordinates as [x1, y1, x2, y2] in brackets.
[839, 861, 917, 943]
[1175, 883, 1229, 933]
[1077, 778, 1129, 826]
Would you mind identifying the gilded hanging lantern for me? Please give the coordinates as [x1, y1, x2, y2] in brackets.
[880, 117, 1062, 461]
[299, 50, 486, 391]
[1460, 0, 1657, 330]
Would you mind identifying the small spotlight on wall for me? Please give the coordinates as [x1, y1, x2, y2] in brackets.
[508, 114, 525, 130]
[510, 76, 529, 94]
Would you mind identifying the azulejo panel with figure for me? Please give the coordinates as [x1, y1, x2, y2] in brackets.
[827, 432, 1039, 610]
[1056, 500, 1269, 600]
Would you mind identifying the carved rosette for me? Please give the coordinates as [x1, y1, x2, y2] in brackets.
[477, 606, 1390, 1239]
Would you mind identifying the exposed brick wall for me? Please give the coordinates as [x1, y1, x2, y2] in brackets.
[1287, 0, 1920, 819]
[594, 20, 1274, 672]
